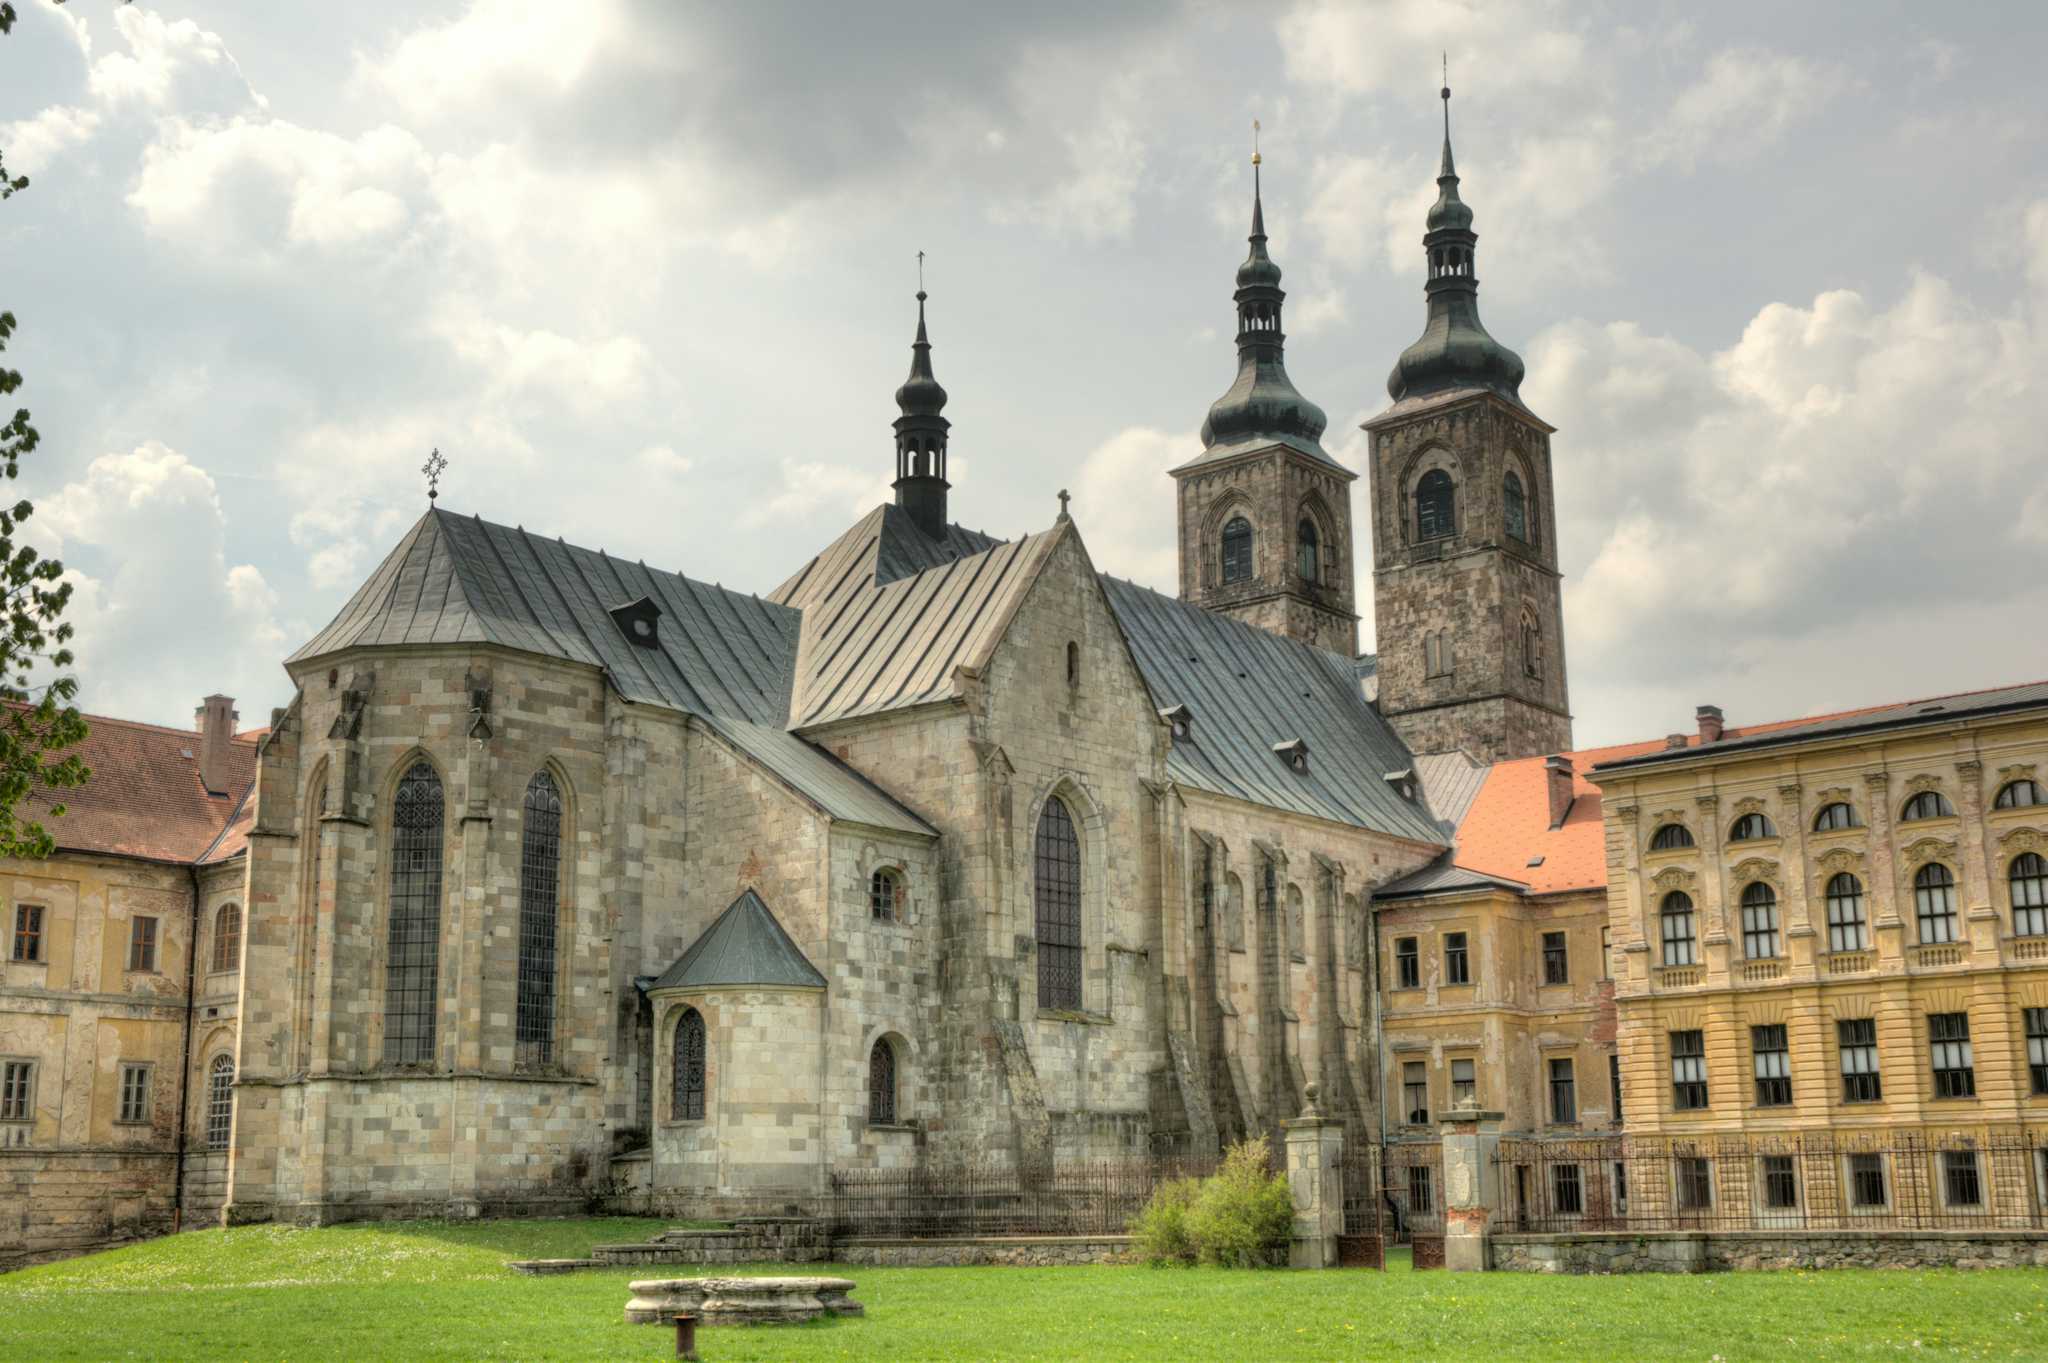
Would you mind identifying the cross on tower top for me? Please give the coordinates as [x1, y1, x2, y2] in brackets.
[422, 448, 447, 504]
[1057, 488, 1071, 521]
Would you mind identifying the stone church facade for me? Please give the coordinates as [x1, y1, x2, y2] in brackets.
[5, 96, 2042, 1264]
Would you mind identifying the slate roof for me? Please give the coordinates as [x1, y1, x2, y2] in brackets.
[18, 709, 257, 865]
[650, 888, 826, 991]
[1100, 577, 1445, 846]
[791, 527, 1061, 729]
[1376, 856, 1527, 899]
[292, 510, 933, 837]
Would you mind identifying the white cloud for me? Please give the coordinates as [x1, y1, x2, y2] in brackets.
[1070, 427, 1187, 591]
[0, 104, 101, 176]
[37, 444, 290, 721]
[1276, 0, 1588, 100]
[1645, 49, 1852, 169]
[744, 459, 895, 530]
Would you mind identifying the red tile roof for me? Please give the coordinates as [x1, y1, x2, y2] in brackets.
[18, 709, 258, 865]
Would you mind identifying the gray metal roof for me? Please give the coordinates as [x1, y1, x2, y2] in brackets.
[1352, 653, 1379, 704]
[291, 510, 934, 836]
[1593, 679, 2048, 774]
[1100, 576, 1446, 846]
[791, 527, 1061, 729]
[1376, 855, 1528, 900]
[651, 887, 825, 991]
[769, 504, 1003, 612]
[1414, 750, 1488, 832]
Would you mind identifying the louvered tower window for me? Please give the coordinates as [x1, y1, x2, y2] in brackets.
[1221, 517, 1253, 584]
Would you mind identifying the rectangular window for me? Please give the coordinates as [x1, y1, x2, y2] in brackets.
[1929, 1012, 1976, 1100]
[1839, 1018, 1882, 1103]
[1600, 925, 1612, 980]
[1943, 1149, 1982, 1207]
[1450, 1057, 1476, 1108]
[1610, 1053, 1623, 1124]
[1742, 896, 1780, 960]
[1444, 932, 1470, 986]
[117, 1063, 151, 1125]
[1761, 1154, 1798, 1210]
[1548, 1057, 1576, 1124]
[1850, 1153, 1888, 1207]
[2026, 1008, 2048, 1097]
[1408, 1163, 1434, 1215]
[1542, 931, 1568, 986]
[1661, 901, 1697, 966]
[1395, 937, 1420, 990]
[0, 1060, 32, 1121]
[1670, 1030, 1708, 1111]
[1402, 1061, 1429, 1126]
[1676, 1156, 1712, 1210]
[127, 916, 158, 973]
[1612, 1160, 1629, 1214]
[11, 904, 43, 962]
[1751, 1024, 1792, 1107]
[1551, 1162, 1583, 1215]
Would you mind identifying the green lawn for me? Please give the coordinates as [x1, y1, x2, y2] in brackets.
[1, 1218, 2044, 1362]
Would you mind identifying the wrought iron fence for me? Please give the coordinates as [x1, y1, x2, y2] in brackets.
[827, 1155, 1219, 1239]
[1497, 1128, 2048, 1234]
[1380, 1140, 1444, 1241]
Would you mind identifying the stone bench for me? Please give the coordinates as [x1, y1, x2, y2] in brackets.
[624, 1276, 864, 1326]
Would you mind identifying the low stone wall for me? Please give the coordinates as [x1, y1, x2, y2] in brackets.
[591, 1218, 826, 1267]
[0, 1150, 180, 1273]
[1492, 1229, 2048, 1274]
[832, 1235, 1132, 1267]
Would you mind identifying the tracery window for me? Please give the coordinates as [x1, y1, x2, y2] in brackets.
[1220, 517, 1253, 584]
[869, 1038, 897, 1125]
[205, 1054, 234, 1150]
[211, 904, 241, 974]
[1415, 470, 1455, 540]
[1503, 470, 1529, 542]
[2011, 852, 2048, 937]
[1034, 795, 1083, 1011]
[1901, 790, 1956, 822]
[383, 760, 446, 1066]
[672, 1008, 706, 1121]
[1915, 863, 1959, 945]
[1296, 518, 1320, 583]
[516, 770, 563, 1067]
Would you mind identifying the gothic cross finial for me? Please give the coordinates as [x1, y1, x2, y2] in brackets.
[917, 249, 925, 293]
[422, 447, 447, 504]
[1441, 54, 1451, 136]
[1056, 488, 1071, 521]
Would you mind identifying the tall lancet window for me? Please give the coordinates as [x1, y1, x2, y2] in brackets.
[1503, 470, 1529, 542]
[1221, 517, 1253, 584]
[516, 770, 564, 1068]
[1416, 470, 1455, 540]
[672, 1007, 706, 1121]
[382, 760, 446, 1066]
[1296, 518, 1320, 583]
[1035, 795, 1083, 1010]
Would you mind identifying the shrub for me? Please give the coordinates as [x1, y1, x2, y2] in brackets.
[1130, 1137, 1293, 1269]
[1130, 1175, 1201, 1266]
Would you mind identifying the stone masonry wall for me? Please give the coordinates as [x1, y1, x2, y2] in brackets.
[1492, 1229, 2048, 1273]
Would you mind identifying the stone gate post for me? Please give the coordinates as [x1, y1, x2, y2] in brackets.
[1281, 1083, 1344, 1269]
[1440, 1106, 1504, 1272]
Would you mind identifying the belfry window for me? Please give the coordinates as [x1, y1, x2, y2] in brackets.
[1295, 518, 1319, 583]
[516, 770, 563, 1068]
[1034, 795, 1083, 1011]
[1522, 615, 1543, 680]
[1220, 517, 1253, 584]
[672, 1008, 706, 1121]
[1503, 470, 1529, 543]
[1415, 470, 1455, 541]
[382, 760, 446, 1067]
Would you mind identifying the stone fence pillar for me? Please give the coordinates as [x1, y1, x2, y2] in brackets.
[1281, 1084, 1344, 1269]
[1440, 1106, 1504, 1272]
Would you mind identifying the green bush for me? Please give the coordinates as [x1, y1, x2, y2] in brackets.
[1129, 1175, 1201, 1266]
[1130, 1138, 1292, 1269]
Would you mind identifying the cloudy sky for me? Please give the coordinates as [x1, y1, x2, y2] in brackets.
[3, 0, 2044, 747]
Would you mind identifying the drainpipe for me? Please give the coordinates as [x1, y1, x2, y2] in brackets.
[171, 864, 201, 1232]
[1368, 888, 1387, 1151]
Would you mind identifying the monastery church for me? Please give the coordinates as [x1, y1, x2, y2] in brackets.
[8, 92, 2040, 1263]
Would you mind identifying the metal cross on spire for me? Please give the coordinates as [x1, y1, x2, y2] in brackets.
[917, 249, 925, 292]
[1057, 488, 1071, 522]
[1252, 118, 1261, 166]
[1442, 52, 1451, 136]
[422, 447, 447, 504]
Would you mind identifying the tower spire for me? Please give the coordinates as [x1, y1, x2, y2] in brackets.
[892, 258, 951, 538]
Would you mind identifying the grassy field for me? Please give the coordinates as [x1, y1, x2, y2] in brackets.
[1, 1218, 2045, 1362]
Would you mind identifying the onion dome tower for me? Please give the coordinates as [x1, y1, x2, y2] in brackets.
[892, 286, 951, 538]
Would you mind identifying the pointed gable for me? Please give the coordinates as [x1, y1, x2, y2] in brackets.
[651, 888, 826, 992]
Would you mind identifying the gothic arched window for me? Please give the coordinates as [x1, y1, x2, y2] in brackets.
[1220, 517, 1253, 584]
[672, 1007, 706, 1121]
[516, 770, 563, 1068]
[383, 760, 446, 1066]
[1660, 892, 1697, 966]
[1034, 795, 1082, 1010]
[1522, 613, 1543, 680]
[1296, 518, 1319, 583]
[1503, 470, 1529, 542]
[1825, 873, 1868, 953]
[205, 1054, 234, 1150]
[1416, 470, 1455, 540]
[211, 904, 241, 974]
[869, 1038, 898, 1125]
[2011, 852, 2048, 938]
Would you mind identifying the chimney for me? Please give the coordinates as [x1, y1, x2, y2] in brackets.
[1696, 704, 1725, 745]
[1544, 755, 1575, 829]
[1665, 733, 1689, 750]
[195, 694, 239, 796]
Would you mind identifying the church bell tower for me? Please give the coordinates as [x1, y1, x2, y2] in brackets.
[1364, 83, 1572, 763]
[1172, 147, 1358, 656]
